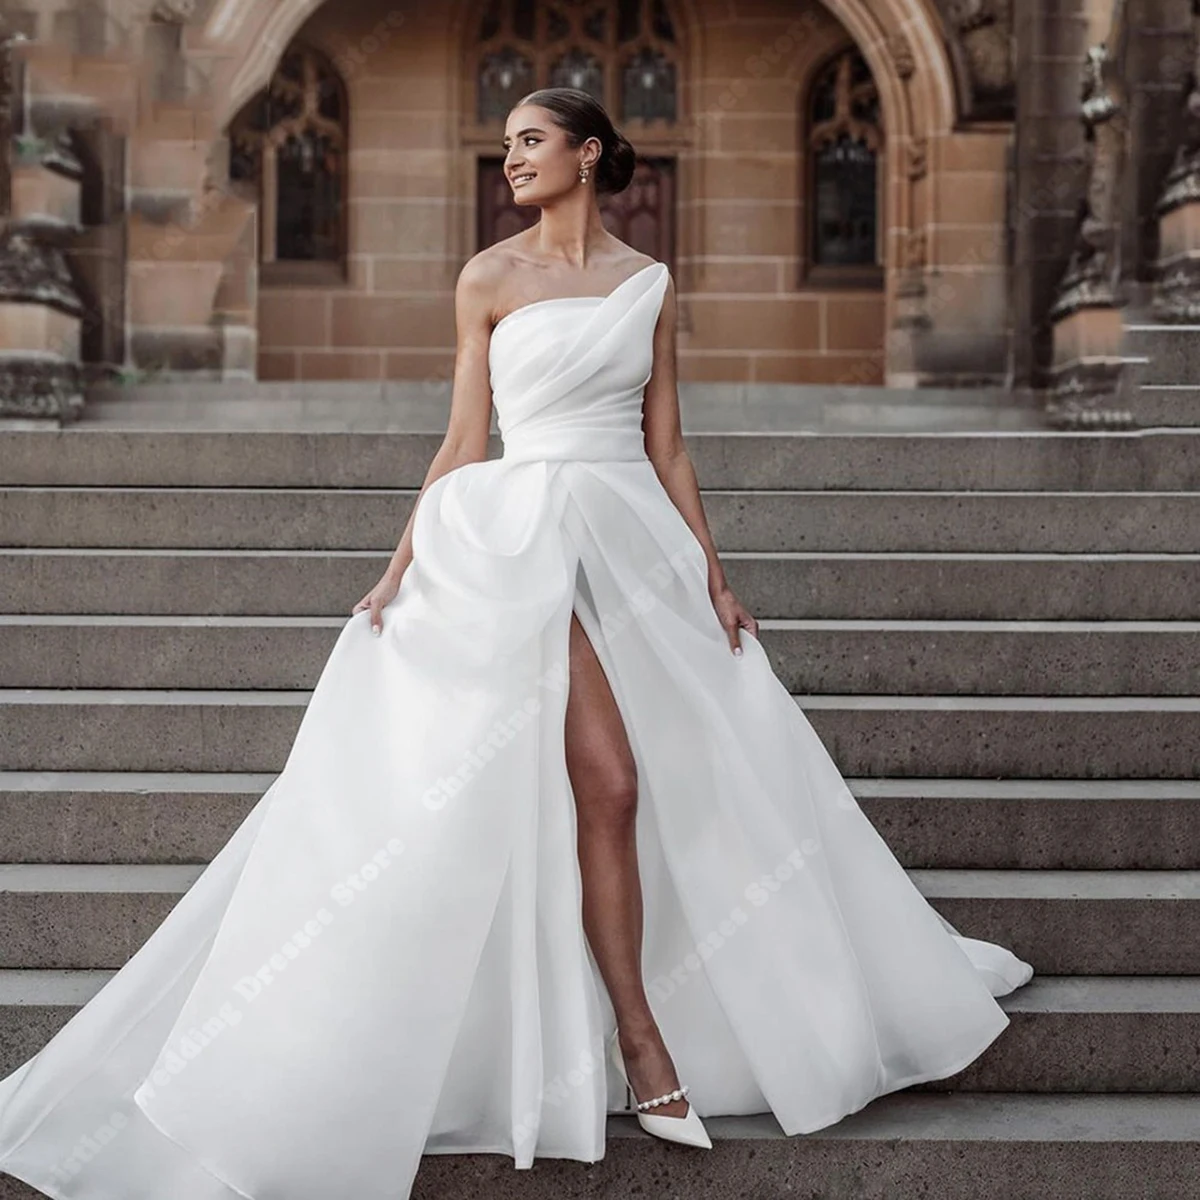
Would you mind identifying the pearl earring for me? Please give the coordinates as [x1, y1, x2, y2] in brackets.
[579, 166, 590, 183]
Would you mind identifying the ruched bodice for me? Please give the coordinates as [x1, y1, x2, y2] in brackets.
[489, 262, 668, 463]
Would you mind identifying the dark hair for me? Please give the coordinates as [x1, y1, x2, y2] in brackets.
[513, 87, 637, 195]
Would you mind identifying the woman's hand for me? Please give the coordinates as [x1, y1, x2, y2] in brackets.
[352, 567, 404, 636]
[709, 582, 758, 656]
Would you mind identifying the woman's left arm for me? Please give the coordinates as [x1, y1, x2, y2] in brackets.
[642, 272, 759, 656]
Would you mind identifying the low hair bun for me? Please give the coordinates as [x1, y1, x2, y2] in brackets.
[597, 129, 636, 196]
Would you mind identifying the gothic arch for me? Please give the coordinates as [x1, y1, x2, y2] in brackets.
[204, 0, 958, 153]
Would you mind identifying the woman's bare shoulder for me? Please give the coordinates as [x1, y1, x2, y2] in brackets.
[457, 247, 513, 299]
[455, 247, 520, 329]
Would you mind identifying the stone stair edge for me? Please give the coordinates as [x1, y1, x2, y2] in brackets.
[1, 967, 1193, 1011]
[5, 548, 1197, 560]
[11, 426, 1200, 440]
[2, 690, 1200, 711]
[2, 614, 1197, 631]
[2, 773, 1196, 800]
[0, 862, 1194, 896]
[9, 485, 1200, 497]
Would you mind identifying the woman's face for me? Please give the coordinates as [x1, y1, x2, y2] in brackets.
[502, 104, 598, 204]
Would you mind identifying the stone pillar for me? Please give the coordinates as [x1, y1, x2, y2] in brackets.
[1152, 0, 1200, 319]
[0, 20, 85, 421]
[1012, 0, 1107, 392]
[1045, 5, 1134, 427]
[1122, 0, 1194, 294]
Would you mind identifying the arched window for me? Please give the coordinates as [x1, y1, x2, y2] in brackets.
[474, 0, 679, 126]
[229, 43, 348, 281]
[807, 48, 882, 278]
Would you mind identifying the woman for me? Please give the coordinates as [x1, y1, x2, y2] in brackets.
[0, 88, 1033, 1200]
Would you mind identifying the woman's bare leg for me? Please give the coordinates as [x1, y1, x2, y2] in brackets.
[564, 610, 689, 1118]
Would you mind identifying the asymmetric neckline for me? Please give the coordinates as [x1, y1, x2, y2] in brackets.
[492, 261, 662, 335]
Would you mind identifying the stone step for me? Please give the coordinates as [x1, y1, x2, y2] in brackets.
[765, 621, 1198, 696]
[73, 380, 1048, 435]
[726, 552, 1200, 621]
[5, 429, 1200, 490]
[1, 690, 1195, 778]
[0, 864, 1193, 975]
[412, 1091, 1200, 1200]
[1124, 324, 1200, 386]
[0, 971, 1195, 1096]
[922, 869, 1200, 973]
[1, 616, 1197, 696]
[2, 488, 1198, 553]
[1, 1092, 1195, 1200]
[3, 774, 1195, 870]
[5, 549, 1198, 621]
[1135, 387, 1200, 428]
[855, 779, 1200, 870]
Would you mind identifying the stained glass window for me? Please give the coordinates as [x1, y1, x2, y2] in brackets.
[478, 47, 535, 123]
[229, 43, 347, 267]
[622, 46, 675, 122]
[474, 0, 679, 126]
[808, 49, 881, 268]
[549, 48, 605, 101]
[275, 130, 342, 260]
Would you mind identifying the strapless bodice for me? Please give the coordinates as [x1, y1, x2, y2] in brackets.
[488, 262, 670, 463]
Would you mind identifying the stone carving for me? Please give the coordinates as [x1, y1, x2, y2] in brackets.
[887, 32, 915, 81]
[945, 0, 1013, 103]
[0, 229, 86, 420]
[1045, 0, 1132, 430]
[0, 359, 84, 419]
[0, 20, 10, 226]
[151, 0, 200, 21]
[1151, 0, 1200, 321]
[0, 24, 86, 421]
[1043, 365, 1133, 429]
[1050, 27, 1129, 321]
[892, 229, 931, 340]
[907, 137, 928, 181]
[902, 228, 927, 270]
[0, 231, 84, 314]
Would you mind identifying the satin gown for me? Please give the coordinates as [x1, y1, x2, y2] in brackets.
[0, 260, 1033, 1200]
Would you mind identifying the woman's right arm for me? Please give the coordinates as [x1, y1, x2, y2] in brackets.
[353, 255, 499, 633]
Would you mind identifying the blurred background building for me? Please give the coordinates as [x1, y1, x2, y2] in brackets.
[1, 0, 1197, 427]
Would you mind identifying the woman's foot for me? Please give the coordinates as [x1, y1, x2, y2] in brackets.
[614, 1023, 689, 1118]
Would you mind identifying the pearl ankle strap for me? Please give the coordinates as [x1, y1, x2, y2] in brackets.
[636, 1083, 689, 1111]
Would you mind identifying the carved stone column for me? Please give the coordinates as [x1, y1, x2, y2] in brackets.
[881, 33, 932, 388]
[944, 0, 1016, 120]
[1153, 0, 1200, 320]
[0, 23, 85, 421]
[1046, 10, 1134, 429]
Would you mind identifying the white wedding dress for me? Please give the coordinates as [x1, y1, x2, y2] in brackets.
[0, 261, 1033, 1200]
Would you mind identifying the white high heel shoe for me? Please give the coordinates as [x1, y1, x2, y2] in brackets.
[608, 1030, 713, 1149]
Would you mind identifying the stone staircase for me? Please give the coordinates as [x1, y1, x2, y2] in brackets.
[1123, 319, 1200, 427]
[1, 424, 1199, 1198]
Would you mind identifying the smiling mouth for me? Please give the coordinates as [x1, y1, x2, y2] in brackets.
[511, 174, 536, 187]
